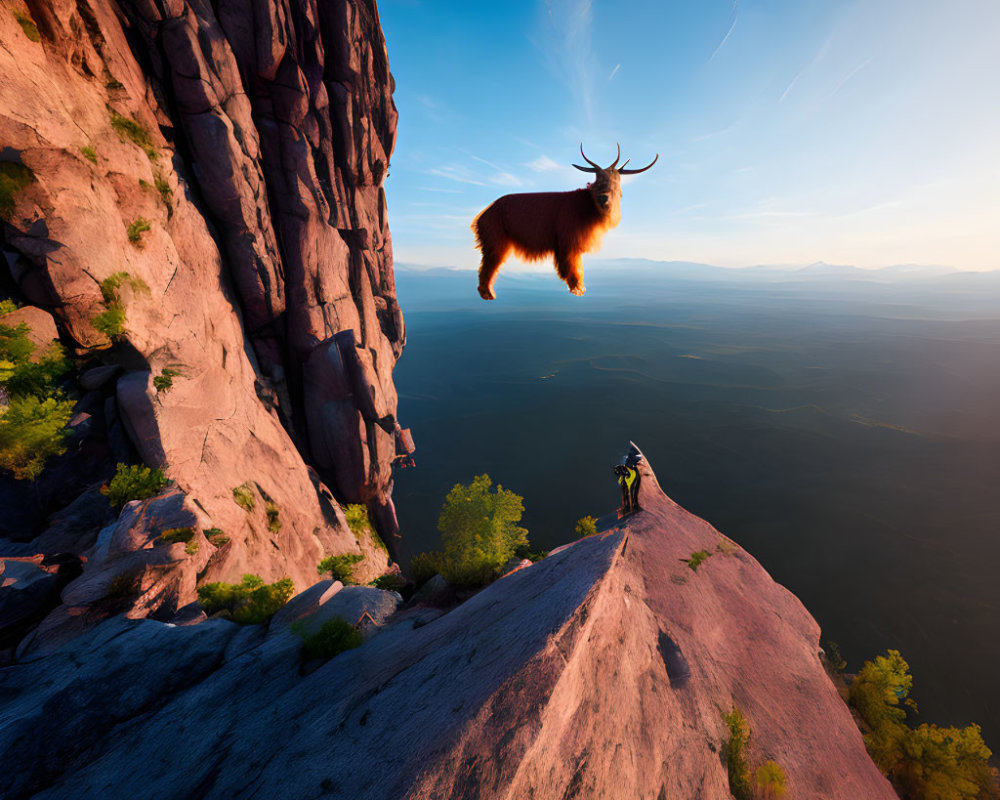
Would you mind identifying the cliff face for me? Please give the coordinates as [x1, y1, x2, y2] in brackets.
[0, 0, 407, 628]
[0, 448, 896, 799]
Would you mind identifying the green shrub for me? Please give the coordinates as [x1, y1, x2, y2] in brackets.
[0, 395, 74, 479]
[91, 307, 126, 340]
[296, 616, 362, 661]
[153, 367, 181, 393]
[409, 551, 443, 586]
[159, 527, 194, 544]
[197, 574, 293, 625]
[0, 161, 35, 220]
[265, 501, 282, 532]
[205, 528, 229, 547]
[106, 570, 139, 598]
[683, 550, 711, 571]
[756, 760, 787, 799]
[1, 321, 70, 398]
[110, 111, 157, 160]
[318, 553, 362, 584]
[101, 462, 167, 508]
[410, 474, 530, 587]
[574, 515, 597, 538]
[513, 543, 548, 562]
[12, 9, 40, 42]
[823, 640, 847, 672]
[724, 706, 753, 800]
[126, 217, 151, 246]
[370, 573, 407, 592]
[0, 299, 16, 316]
[81, 146, 98, 164]
[232, 483, 255, 512]
[848, 649, 996, 798]
[185, 540, 199, 555]
[344, 503, 371, 536]
[99, 272, 150, 305]
[154, 174, 172, 208]
[0, 314, 74, 480]
[371, 158, 385, 185]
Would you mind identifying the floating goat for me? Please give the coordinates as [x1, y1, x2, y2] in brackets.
[471, 144, 658, 300]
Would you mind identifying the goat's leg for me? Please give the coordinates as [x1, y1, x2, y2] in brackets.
[478, 247, 507, 300]
[555, 251, 586, 296]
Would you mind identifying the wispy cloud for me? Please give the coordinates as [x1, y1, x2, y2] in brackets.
[608, 63, 621, 81]
[525, 155, 563, 172]
[536, 0, 598, 126]
[426, 166, 486, 187]
[831, 56, 873, 97]
[708, 0, 739, 63]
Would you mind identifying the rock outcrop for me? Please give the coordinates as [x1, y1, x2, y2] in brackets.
[0, 447, 896, 799]
[0, 0, 407, 634]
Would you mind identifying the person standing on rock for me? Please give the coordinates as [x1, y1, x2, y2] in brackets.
[615, 457, 641, 518]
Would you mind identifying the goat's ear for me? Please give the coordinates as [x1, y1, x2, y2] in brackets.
[573, 163, 598, 173]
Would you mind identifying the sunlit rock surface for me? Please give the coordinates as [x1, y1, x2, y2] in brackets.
[0, 449, 894, 799]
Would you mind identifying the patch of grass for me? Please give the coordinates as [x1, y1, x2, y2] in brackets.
[369, 573, 406, 592]
[92, 272, 149, 342]
[12, 9, 40, 42]
[682, 549, 712, 571]
[158, 527, 194, 545]
[81, 146, 98, 164]
[101, 462, 167, 508]
[409, 551, 443, 586]
[344, 503, 372, 537]
[265, 501, 281, 532]
[318, 553, 363, 584]
[91, 307, 126, 340]
[153, 367, 181, 393]
[126, 217, 151, 246]
[0, 161, 35, 221]
[294, 616, 362, 661]
[232, 483, 255, 512]
[107, 570, 140, 599]
[185, 540, 199, 555]
[0, 300, 16, 316]
[154, 175, 172, 208]
[575, 515, 597, 537]
[110, 110, 157, 160]
[197, 573, 293, 625]
[204, 528, 229, 547]
[99, 272, 149, 305]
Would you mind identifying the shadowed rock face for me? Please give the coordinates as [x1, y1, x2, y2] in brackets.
[0, 449, 896, 799]
[0, 0, 403, 621]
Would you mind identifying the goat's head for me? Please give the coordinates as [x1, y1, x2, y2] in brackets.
[574, 144, 658, 226]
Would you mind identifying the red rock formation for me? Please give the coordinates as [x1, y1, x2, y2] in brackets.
[0, 0, 404, 623]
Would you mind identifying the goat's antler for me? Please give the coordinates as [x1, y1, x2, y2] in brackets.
[619, 153, 658, 175]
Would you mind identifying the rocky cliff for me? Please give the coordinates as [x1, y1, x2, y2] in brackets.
[0, 0, 409, 640]
[0, 448, 896, 799]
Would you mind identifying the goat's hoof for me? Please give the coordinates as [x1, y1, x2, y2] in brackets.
[478, 284, 496, 300]
[570, 284, 586, 296]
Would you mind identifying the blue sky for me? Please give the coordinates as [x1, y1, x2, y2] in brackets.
[379, 0, 1000, 271]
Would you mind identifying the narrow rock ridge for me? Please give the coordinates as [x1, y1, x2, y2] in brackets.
[0, 448, 896, 799]
[0, 0, 409, 626]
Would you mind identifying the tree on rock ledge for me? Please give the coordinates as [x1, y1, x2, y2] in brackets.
[413, 474, 529, 587]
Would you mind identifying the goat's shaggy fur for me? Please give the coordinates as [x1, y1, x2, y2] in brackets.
[472, 188, 618, 299]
